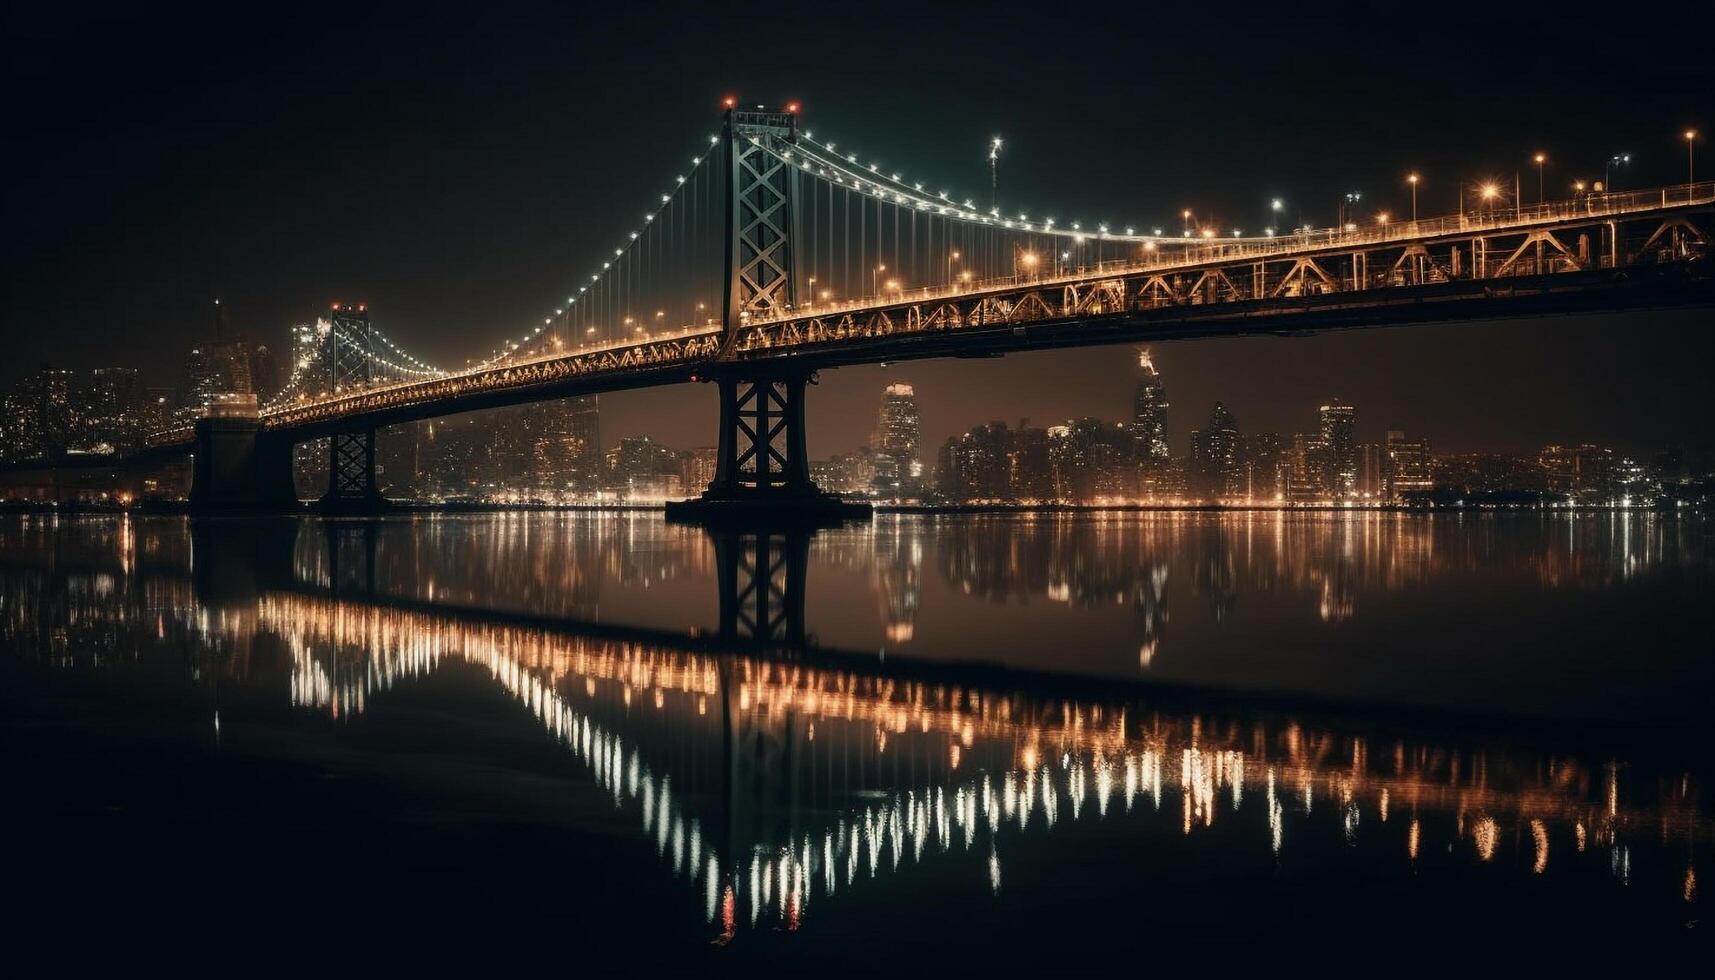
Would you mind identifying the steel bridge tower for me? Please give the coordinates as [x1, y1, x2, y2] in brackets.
[669, 106, 869, 525]
[321, 303, 384, 509]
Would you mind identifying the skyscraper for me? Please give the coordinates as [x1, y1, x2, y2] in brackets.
[1129, 348, 1170, 462]
[1319, 399, 1357, 499]
[873, 383, 922, 497]
[1189, 402, 1241, 500]
[531, 395, 602, 496]
[1385, 430, 1432, 499]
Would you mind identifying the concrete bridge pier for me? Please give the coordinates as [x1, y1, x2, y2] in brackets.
[189, 416, 299, 514]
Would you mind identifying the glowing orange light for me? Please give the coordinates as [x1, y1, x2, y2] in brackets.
[785, 101, 800, 113]
[722, 95, 736, 109]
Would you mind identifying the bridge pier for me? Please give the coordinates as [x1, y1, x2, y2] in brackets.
[665, 371, 869, 525]
[189, 416, 299, 513]
[318, 429, 388, 514]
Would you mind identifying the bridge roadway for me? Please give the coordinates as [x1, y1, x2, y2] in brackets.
[145, 181, 1714, 447]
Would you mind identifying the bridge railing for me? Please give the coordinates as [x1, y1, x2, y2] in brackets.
[257, 323, 722, 424]
[755, 181, 1715, 325]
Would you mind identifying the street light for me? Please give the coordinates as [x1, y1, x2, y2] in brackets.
[947, 250, 961, 285]
[1181, 208, 1193, 236]
[1606, 153, 1631, 190]
[1407, 173, 1419, 221]
[872, 263, 887, 295]
[1686, 130, 1699, 185]
[1533, 153, 1546, 204]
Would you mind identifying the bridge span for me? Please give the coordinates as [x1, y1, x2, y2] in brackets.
[61, 107, 1715, 515]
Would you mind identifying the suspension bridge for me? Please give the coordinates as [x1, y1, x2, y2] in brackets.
[88, 106, 1715, 514]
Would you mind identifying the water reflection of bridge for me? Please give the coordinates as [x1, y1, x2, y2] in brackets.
[2, 516, 1706, 937]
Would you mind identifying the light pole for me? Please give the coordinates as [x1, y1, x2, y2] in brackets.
[1605, 153, 1630, 191]
[947, 250, 960, 286]
[1532, 153, 1546, 205]
[1181, 208, 1193, 237]
[1407, 173, 1419, 222]
[1686, 130, 1698, 185]
[872, 263, 886, 296]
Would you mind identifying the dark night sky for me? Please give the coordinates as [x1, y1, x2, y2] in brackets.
[4, 1, 1711, 458]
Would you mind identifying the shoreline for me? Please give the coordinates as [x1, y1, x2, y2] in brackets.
[0, 499, 1698, 517]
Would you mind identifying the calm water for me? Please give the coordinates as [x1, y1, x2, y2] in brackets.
[3, 511, 1711, 969]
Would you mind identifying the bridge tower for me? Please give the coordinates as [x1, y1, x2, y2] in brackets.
[320, 304, 385, 510]
[668, 106, 869, 525]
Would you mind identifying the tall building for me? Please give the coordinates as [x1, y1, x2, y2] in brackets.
[1050, 418, 1131, 502]
[1189, 402, 1241, 500]
[937, 422, 1013, 501]
[531, 396, 602, 496]
[1240, 431, 1285, 502]
[1129, 349, 1170, 462]
[679, 446, 718, 495]
[177, 348, 221, 411]
[1385, 430, 1433, 499]
[1, 367, 73, 461]
[1286, 433, 1324, 503]
[83, 368, 142, 453]
[873, 383, 922, 497]
[1319, 399, 1357, 499]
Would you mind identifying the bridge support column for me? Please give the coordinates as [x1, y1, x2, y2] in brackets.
[189, 417, 299, 513]
[665, 371, 869, 525]
[318, 429, 387, 513]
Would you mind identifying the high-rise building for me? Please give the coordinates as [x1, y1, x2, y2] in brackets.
[1385, 430, 1433, 499]
[1189, 402, 1241, 500]
[83, 368, 142, 453]
[1240, 431, 1285, 502]
[679, 446, 718, 495]
[1286, 433, 1323, 503]
[1, 367, 73, 461]
[873, 383, 922, 497]
[529, 396, 601, 497]
[1319, 399, 1357, 499]
[178, 348, 221, 410]
[1048, 418, 1131, 502]
[1129, 349, 1170, 462]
